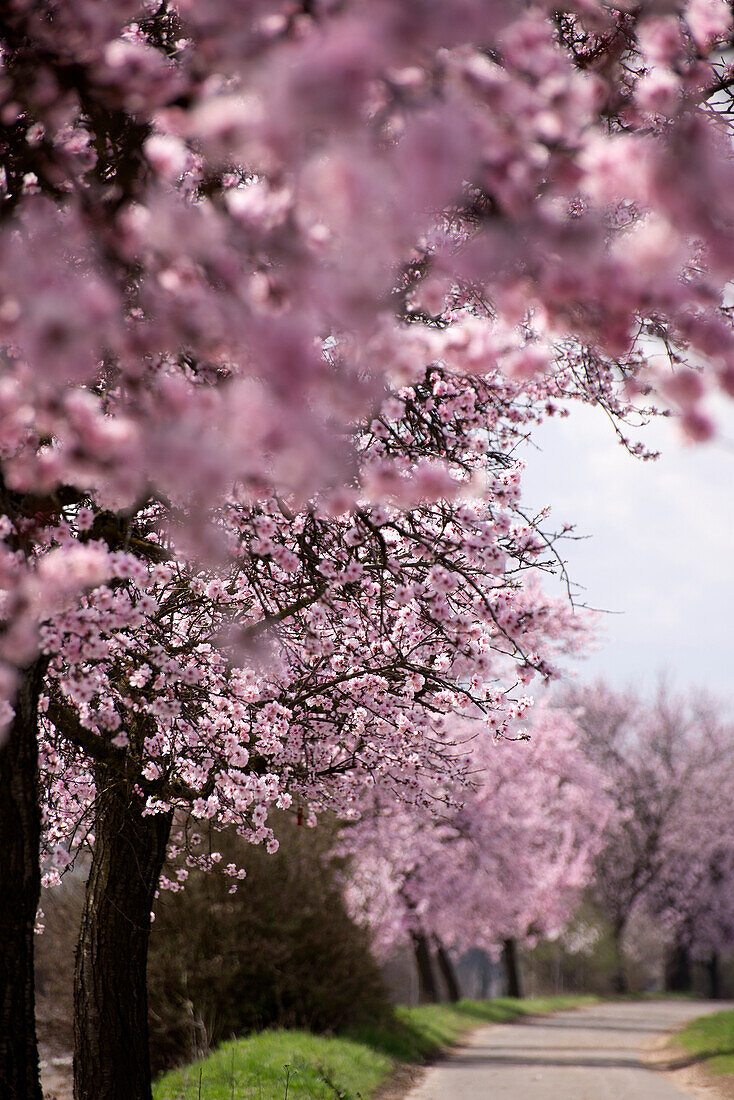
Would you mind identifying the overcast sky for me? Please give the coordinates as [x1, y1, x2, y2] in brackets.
[520, 399, 734, 700]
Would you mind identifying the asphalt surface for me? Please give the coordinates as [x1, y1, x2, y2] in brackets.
[404, 999, 730, 1099]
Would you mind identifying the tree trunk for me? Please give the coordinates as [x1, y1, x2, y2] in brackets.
[610, 919, 628, 994]
[433, 936, 461, 1002]
[707, 953, 721, 1001]
[73, 773, 172, 1100]
[664, 941, 692, 994]
[0, 658, 45, 1100]
[411, 930, 439, 1003]
[502, 937, 523, 999]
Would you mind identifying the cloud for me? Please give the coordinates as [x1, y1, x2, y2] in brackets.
[522, 400, 734, 695]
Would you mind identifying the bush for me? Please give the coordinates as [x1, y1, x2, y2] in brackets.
[148, 816, 390, 1075]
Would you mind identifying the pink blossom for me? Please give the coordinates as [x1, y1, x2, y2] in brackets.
[635, 68, 681, 116]
[144, 133, 189, 182]
[686, 0, 731, 50]
[638, 17, 685, 65]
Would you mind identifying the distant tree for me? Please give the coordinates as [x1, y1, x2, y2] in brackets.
[642, 697, 734, 998]
[566, 682, 734, 994]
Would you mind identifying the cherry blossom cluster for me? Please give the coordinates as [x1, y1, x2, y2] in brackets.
[1, 0, 733, 502]
[36, 456, 588, 879]
[1, 0, 733, 709]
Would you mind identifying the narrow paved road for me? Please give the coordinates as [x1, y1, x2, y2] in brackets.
[405, 999, 731, 1099]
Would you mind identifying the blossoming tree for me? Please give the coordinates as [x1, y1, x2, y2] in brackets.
[342, 703, 609, 1000]
[566, 682, 734, 993]
[38, 390, 590, 1099]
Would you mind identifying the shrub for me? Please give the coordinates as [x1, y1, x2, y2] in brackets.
[148, 816, 389, 1074]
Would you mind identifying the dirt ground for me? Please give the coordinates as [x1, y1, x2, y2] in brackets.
[644, 1029, 734, 1100]
[39, 1041, 73, 1100]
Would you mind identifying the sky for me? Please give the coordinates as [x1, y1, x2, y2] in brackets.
[520, 399, 734, 700]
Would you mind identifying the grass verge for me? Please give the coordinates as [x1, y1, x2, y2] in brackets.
[672, 1009, 734, 1075]
[153, 995, 598, 1100]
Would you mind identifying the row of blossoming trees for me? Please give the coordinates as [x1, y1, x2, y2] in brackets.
[340, 702, 611, 1002]
[341, 684, 734, 1003]
[2, 1, 734, 1098]
[572, 684, 734, 996]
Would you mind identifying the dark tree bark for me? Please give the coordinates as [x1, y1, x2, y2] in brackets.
[664, 941, 692, 994]
[707, 953, 721, 1000]
[610, 919, 629, 994]
[73, 773, 172, 1100]
[411, 930, 439, 1003]
[433, 936, 461, 1002]
[0, 658, 45, 1100]
[476, 950, 492, 999]
[502, 937, 523, 999]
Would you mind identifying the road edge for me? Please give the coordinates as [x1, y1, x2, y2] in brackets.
[642, 1025, 734, 1099]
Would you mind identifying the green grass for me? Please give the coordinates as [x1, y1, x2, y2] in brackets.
[153, 995, 598, 1100]
[153, 1029, 392, 1100]
[673, 1009, 734, 1075]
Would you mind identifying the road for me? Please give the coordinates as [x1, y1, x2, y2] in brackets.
[404, 999, 731, 1100]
